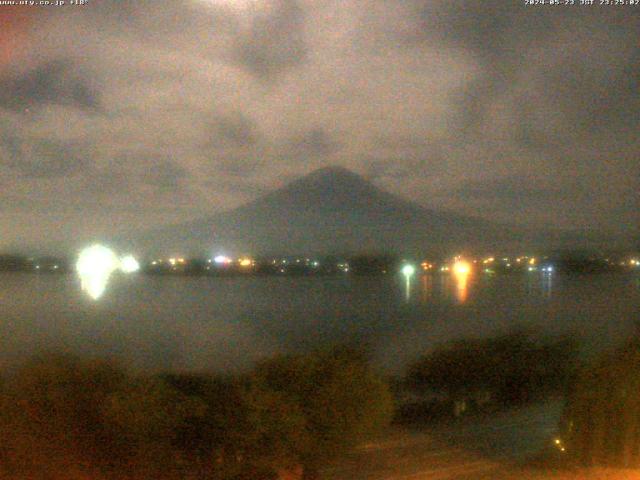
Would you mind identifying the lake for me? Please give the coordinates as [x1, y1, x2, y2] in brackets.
[1, 271, 639, 374]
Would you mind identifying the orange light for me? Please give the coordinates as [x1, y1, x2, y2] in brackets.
[453, 260, 471, 275]
[452, 260, 471, 304]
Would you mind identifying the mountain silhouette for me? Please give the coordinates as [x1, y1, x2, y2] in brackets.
[121, 166, 542, 256]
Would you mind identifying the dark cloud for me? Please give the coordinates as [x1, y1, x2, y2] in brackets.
[411, 2, 572, 63]
[235, 0, 307, 78]
[100, 154, 189, 193]
[213, 154, 264, 177]
[288, 128, 338, 158]
[366, 136, 446, 180]
[614, 191, 640, 229]
[0, 1, 637, 247]
[0, 60, 99, 112]
[1, 134, 88, 178]
[144, 159, 187, 191]
[212, 113, 258, 147]
[203, 176, 270, 197]
[364, 159, 419, 182]
[408, 2, 640, 144]
[452, 176, 570, 204]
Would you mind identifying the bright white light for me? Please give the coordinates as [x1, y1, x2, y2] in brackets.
[76, 244, 119, 300]
[214, 255, 232, 264]
[120, 255, 140, 273]
[77, 245, 118, 275]
[402, 265, 415, 277]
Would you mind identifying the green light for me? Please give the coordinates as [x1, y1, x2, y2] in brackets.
[402, 264, 415, 277]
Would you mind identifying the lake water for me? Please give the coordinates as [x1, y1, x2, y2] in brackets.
[1, 271, 639, 374]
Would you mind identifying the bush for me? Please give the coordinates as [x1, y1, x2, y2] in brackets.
[0, 355, 304, 479]
[404, 330, 579, 415]
[0, 348, 393, 479]
[253, 347, 394, 478]
[560, 339, 640, 468]
[0, 353, 128, 478]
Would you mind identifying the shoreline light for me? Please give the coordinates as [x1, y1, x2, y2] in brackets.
[401, 264, 416, 277]
[76, 244, 119, 300]
[120, 255, 140, 273]
[214, 255, 232, 264]
[401, 264, 415, 301]
[452, 260, 471, 275]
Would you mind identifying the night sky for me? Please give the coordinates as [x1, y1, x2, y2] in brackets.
[0, 1, 638, 251]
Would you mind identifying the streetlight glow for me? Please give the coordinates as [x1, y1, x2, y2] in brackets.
[120, 255, 140, 273]
[402, 264, 415, 277]
[76, 244, 119, 300]
[453, 260, 471, 275]
[401, 264, 415, 301]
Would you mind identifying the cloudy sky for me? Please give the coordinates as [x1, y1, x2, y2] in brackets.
[0, 0, 638, 251]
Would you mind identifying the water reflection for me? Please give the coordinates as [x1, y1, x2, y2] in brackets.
[420, 275, 433, 303]
[417, 269, 471, 304]
[542, 271, 554, 298]
[453, 268, 470, 304]
[402, 264, 416, 302]
[1, 269, 636, 374]
[80, 273, 112, 300]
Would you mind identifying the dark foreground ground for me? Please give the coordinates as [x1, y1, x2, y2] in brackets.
[320, 400, 640, 480]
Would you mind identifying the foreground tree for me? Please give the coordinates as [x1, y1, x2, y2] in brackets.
[0, 349, 391, 479]
[404, 330, 579, 415]
[0, 354, 309, 479]
[253, 347, 394, 479]
[0, 353, 127, 478]
[560, 339, 640, 468]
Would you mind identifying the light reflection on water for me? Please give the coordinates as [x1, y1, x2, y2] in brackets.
[420, 275, 433, 303]
[418, 272, 472, 304]
[542, 272, 554, 298]
[414, 271, 473, 305]
[79, 271, 113, 300]
[454, 269, 470, 304]
[0, 272, 638, 374]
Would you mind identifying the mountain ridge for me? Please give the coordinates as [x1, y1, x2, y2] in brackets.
[115, 166, 585, 257]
